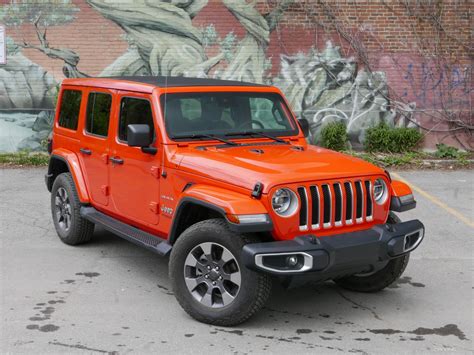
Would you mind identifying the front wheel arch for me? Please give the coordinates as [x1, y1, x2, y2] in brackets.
[169, 198, 228, 245]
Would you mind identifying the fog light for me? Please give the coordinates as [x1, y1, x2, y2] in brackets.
[287, 255, 298, 267]
[255, 252, 313, 273]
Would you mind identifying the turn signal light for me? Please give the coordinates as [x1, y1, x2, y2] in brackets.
[226, 214, 269, 224]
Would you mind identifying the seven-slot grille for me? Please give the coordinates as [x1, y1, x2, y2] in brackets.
[297, 180, 374, 231]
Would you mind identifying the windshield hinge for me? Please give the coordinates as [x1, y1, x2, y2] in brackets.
[251, 182, 264, 199]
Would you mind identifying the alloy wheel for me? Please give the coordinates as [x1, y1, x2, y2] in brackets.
[55, 187, 72, 232]
[183, 242, 241, 308]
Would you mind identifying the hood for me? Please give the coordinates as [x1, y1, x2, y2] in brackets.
[173, 143, 384, 193]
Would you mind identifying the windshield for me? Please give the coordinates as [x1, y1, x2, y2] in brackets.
[160, 92, 298, 140]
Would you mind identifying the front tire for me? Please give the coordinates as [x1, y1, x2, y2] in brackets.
[169, 219, 272, 326]
[334, 212, 409, 293]
[51, 173, 94, 245]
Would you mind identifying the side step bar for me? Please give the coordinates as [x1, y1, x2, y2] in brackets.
[80, 207, 172, 256]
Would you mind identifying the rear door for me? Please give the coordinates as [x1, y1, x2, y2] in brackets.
[78, 88, 115, 206]
[108, 92, 160, 225]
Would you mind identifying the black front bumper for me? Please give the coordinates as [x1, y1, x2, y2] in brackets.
[242, 219, 424, 279]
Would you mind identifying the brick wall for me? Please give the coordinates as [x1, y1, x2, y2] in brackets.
[0, 0, 472, 151]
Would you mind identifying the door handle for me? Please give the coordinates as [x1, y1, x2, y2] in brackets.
[80, 148, 92, 155]
[110, 157, 124, 165]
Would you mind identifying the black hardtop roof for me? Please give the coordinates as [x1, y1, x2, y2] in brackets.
[104, 76, 268, 88]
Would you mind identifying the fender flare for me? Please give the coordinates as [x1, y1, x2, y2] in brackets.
[49, 149, 90, 203]
[168, 185, 272, 244]
[390, 180, 416, 212]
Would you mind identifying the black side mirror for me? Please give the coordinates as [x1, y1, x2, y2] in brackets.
[127, 124, 152, 147]
[127, 124, 157, 155]
[298, 118, 310, 137]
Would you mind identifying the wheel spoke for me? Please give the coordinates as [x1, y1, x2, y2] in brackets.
[64, 214, 71, 229]
[200, 287, 213, 307]
[228, 271, 241, 287]
[185, 276, 203, 292]
[220, 248, 234, 263]
[199, 243, 212, 259]
[55, 196, 62, 207]
[184, 252, 200, 268]
[185, 253, 207, 271]
[220, 288, 235, 306]
[59, 188, 66, 202]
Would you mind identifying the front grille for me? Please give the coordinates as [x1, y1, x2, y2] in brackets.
[298, 179, 374, 231]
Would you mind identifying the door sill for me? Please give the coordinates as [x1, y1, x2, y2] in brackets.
[80, 206, 172, 256]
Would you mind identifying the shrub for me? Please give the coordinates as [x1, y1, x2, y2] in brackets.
[320, 122, 348, 151]
[434, 143, 460, 159]
[364, 124, 423, 153]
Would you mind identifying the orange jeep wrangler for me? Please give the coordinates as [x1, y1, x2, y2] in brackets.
[46, 76, 424, 326]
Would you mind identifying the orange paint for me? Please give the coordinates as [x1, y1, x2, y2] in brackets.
[51, 77, 412, 241]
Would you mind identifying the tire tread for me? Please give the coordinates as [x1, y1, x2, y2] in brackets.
[170, 219, 271, 326]
[51, 173, 94, 245]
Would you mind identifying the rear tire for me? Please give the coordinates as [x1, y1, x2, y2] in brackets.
[169, 219, 272, 326]
[334, 212, 409, 293]
[51, 173, 94, 245]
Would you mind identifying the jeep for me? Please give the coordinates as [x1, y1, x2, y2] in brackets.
[46, 76, 424, 326]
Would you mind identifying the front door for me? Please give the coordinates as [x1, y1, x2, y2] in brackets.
[108, 93, 160, 226]
[78, 89, 114, 206]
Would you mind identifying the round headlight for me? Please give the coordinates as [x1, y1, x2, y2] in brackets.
[373, 178, 388, 205]
[272, 188, 298, 217]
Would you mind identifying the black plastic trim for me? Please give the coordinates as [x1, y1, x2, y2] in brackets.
[242, 219, 424, 276]
[45, 155, 70, 192]
[105, 76, 268, 88]
[44, 173, 54, 191]
[81, 207, 172, 256]
[390, 196, 416, 212]
[229, 218, 273, 234]
[47, 138, 53, 154]
[168, 197, 273, 244]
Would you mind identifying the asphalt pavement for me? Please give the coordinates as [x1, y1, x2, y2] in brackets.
[1, 168, 473, 354]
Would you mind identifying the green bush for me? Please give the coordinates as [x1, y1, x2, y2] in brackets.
[320, 122, 348, 151]
[364, 124, 423, 153]
[434, 143, 460, 159]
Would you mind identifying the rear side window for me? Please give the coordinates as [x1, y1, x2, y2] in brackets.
[86, 92, 112, 137]
[118, 97, 154, 142]
[58, 90, 82, 130]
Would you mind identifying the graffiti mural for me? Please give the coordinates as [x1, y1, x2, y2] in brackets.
[0, 0, 413, 152]
[0, 38, 57, 151]
[402, 62, 472, 109]
[273, 42, 406, 147]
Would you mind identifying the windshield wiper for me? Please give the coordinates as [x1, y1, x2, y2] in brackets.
[225, 131, 289, 144]
[172, 134, 239, 146]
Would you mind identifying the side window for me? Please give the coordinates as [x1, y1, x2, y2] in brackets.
[58, 90, 82, 130]
[118, 97, 154, 142]
[85, 92, 112, 137]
